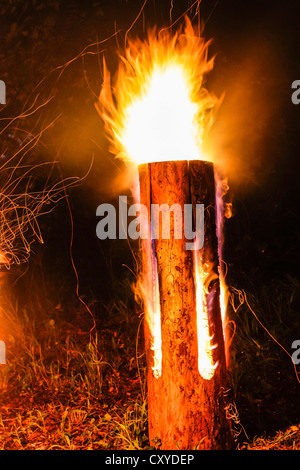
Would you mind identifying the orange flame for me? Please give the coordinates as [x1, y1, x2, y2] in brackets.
[97, 18, 219, 164]
[216, 174, 231, 365]
[194, 254, 218, 380]
[136, 263, 162, 379]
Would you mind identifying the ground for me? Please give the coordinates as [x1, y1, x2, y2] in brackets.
[0, 274, 299, 450]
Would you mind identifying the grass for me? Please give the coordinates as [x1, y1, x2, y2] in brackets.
[248, 425, 300, 450]
[0, 282, 149, 450]
[0, 270, 299, 450]
[227, 274, 300, 444]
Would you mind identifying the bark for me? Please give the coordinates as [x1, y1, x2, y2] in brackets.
[138, 160, 233, 450]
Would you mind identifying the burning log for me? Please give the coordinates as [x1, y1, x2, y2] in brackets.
[98, 17, 235, 450]
[138, 160, 233, 450]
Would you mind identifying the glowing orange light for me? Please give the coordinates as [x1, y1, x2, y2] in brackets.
[194, 255, 217, 380]
[139, 273, 162, 378]
[98, 18, 219, 165]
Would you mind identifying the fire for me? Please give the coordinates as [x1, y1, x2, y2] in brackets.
[220, 279, 230, 365]
[122, 65, 200, 164]
[98, 19, 227, 379]
[137, 260, 162, 379]
[194, 255, 218, 380]
[216, 175, 232, 364]
[98, 18, 219, 164]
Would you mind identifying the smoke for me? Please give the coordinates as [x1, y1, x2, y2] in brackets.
[204, 32, 288, 187]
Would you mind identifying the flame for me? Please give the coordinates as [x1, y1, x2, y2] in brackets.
[219, 279, 228, 328]
[220, 279, 230, 365]
[215, 174, 231, 365]
[194, 254, 218, 380]
[137, 263, 162, 379]
[98, 18, 219, 164]
[133, 178, 162, 378]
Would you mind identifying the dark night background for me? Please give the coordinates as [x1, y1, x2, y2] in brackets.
[0, 0, 300, 439]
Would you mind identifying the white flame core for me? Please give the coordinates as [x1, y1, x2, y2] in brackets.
[122, 65, 202, 164]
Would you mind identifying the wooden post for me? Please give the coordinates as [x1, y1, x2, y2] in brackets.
[138, 160, 233, 450]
